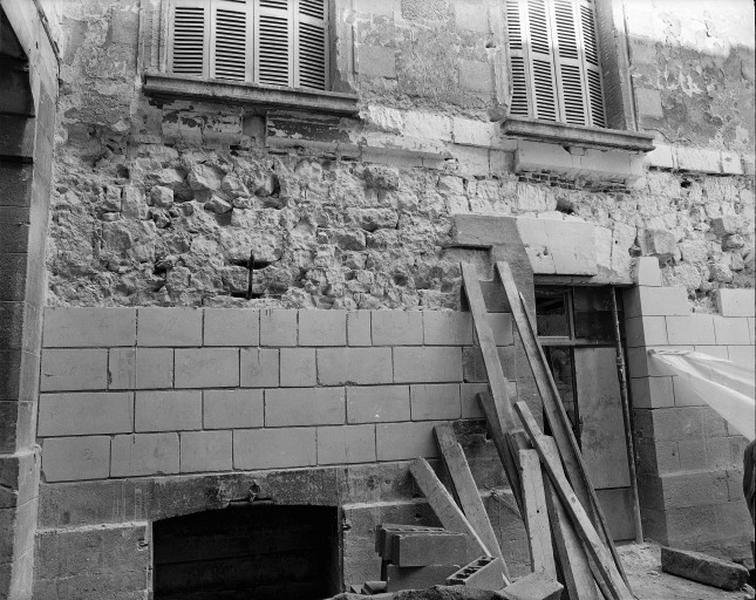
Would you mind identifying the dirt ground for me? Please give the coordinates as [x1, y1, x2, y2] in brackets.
[619, 542, 754, 600]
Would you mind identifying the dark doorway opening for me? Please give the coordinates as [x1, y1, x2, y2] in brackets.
[153, 505, 341, 600]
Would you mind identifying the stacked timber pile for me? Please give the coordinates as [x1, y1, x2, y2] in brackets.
[348, 260, 636, 599]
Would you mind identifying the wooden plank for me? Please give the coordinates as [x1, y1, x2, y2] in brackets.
[434, 424, 509, 582]
[519, 449, 557, 579]
[542, 437, 602, 600]
[495, 260, 627, 583]
[515, 402, 634, 600]
[409, 458, 489, 560]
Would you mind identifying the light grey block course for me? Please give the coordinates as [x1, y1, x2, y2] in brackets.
[43, 307, 136, 347]
[423, 312, 473, 345]
[265, 387, 345, 427]
[108, 348, 135, 389]
[137, 307, 202, 346]
[393, 347, 463, 383]
[347, 310, 372, 346]
[299, 310, 347, 346]
[240, 348, 279, 387]
[635, 256, 662, 286]
[625, 286, 690, 318]
[715, 288, 755, 317]
[728, 344, 755, 368]
[234, 427, 316, 469]
[410, 384, 461, 420]
[260, 309, 297, 346]
[174, 347, 239, 388]
[280, 348, 316, 387]
[629, 376, 675, 409]
[41, 436, 111, 482]
[486, 313, 514, 346]
[111, 433, 179, 477]
[713, 317, 750, 345]
[204, 308, 259, 346]
[180, 430, 232, 473]
[204, 389, 263, 429]
[40, 348, 108, 391]
[666, 315, 715, 345]
[347, 385, 410, 423]
[136, 347, 173, 389]
[317, 424, 376, 464]
[693, 345, 729, 359]
[625, 316, 668, 347]
[376, 421, 442, 461]
[317, 347, 393, 385]
[38, 392, 133, 437]
[135, 390, 202, 432]
[460, 382, 487, 418]
[372, 311, 423, 345]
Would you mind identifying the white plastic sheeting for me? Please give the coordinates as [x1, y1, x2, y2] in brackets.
[648, 349, 755, 442]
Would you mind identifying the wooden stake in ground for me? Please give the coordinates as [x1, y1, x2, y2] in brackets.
[515, 402, 634, 600]
[409, 458, 489, 560]
[519, 448, 557, 579]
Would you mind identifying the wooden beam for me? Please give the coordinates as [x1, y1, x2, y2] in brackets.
[515, 402, 633, 600]
[519, 449, 557, 579]
[409, 458, 489, 560]
[434, 424, 509, 582]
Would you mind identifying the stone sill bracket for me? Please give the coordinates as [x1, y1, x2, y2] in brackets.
[502, 116, 656, 153]
[142, 71, 360, 116]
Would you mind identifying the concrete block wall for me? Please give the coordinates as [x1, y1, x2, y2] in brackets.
[625, 258, 755, 560]
[38, 307, 520, 482]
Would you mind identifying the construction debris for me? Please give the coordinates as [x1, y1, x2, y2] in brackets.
[499, 572, 563, 600]
[446, 556, 508, 591]
[660, 546, 750, 591]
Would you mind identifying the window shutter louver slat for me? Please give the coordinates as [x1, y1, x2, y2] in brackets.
[295, 0, 327, 90]
[256, 0, 292, 87]
[211, 0, 250, 82]
[505, 0, 530, 117]
[526, 0, 558, 121]
[170, 0, 209, 77]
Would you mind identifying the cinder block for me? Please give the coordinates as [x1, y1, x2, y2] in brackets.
[462, 346, 515, 383]
[203, 308, 259, 346]
[317, 347, 392, 385]
[346, 385, 410, 423]
[716, 288, 753, 316]
[423, 312, 473, 345]
[137, 307, 202, 346]
[447, 556, 508, 591]
[317, 424, 376, 464]
[40, 348, 108, 391]
[661, 546, 749, 591]
[460, 383, 488, 418]
[385, 564, 460, 592]
[134, 390, 202, 432]
[651, 407, 703, 441]
[665, 315, 715, 345]
[625, 286, 690, 318]
[299, 310, 346, 346]
[635, 256, 663, 286]
[108, 348, 136, 389]
[265, 387, 345, 427]
[625, 316, 667, 347]
[259, 309, 297, 346]
[393, 347, 463, 383]
[376, 523, 447, 557]
[372, 311, 423, 346]
[728, 344, 755, 368]
[135, 347, 173, 389]
[43, 307, 136, 347]
[233, 427, 316, 469]
[628, 345, 694, 378]
[111, 433, 179, 477]
[713, 317, 750, 344]
[174, 348, 239, 388]
[410, 384, 461, 420]
[347, 311, 372, 346]
[280, 348, 316, 387]
[240, 348, 279, 387]
[38, 392, 133, 437]
[392, 532, 467, 567]
[42, 436, 110, 482]
[629, 376, 674, 409]
[204, 389, 263, 429]
[376, 421, 441, 460]
[180, 430, 232, 473]
[672, 376, 707, 406]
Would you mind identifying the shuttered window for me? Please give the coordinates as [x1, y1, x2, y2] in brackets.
[505, 0, 606, 128]
[168, 0, 329, 90]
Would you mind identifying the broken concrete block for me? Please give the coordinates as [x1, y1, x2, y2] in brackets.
[391, 531, 467, 567]
[385, 564, 460, 592]
[500, 572, 563, 600]
[375, 523, 446, 558]
[446, 556, 506, 591]
[660, 546, 749, 591]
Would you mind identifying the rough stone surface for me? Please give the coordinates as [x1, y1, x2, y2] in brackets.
[660, 546, 749, 591]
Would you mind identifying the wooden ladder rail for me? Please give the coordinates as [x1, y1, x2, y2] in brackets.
[494, 260, 629, 586]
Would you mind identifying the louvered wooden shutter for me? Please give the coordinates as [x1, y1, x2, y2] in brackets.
[505, 0, 530, 117]
[256, 0, 293, 86]
[211, 0, 252, 82]
[577, 0, 605, 127]
[169, 0, 210, 77]
[525, 0, 559, 121]
[295, 0, 328, 90]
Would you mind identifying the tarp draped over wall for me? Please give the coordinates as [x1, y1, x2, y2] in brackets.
[648, 350, 755, 442]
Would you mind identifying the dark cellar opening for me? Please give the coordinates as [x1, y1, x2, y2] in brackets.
[153, 505, 341, 600]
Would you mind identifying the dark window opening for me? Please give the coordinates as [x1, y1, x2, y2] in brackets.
[153, 505, 341, 600]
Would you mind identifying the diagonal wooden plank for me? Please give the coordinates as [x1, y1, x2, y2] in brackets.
[519, 448, 557, 579]
[409, 458, 489, 561]
[515, 402, 634, 600]
[495, 259, 627, 584]
[434, 423, 509, 583]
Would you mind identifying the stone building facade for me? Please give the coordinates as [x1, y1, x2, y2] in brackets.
[0, 0, 754, 598]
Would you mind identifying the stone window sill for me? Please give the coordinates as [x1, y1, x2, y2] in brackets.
[142, 71, 360, 116]
[502, 116, 655, 152]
